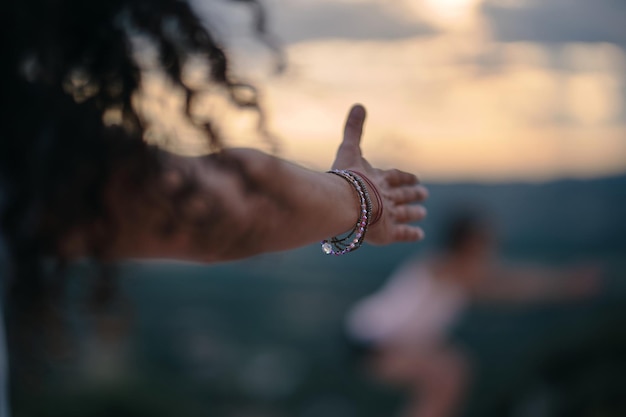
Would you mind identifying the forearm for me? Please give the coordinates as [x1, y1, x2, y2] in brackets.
[107, 148, 371, 263]
[476, 266, 579, 302]
[211, 148, 370, 259]
[96, 104, 426, 262]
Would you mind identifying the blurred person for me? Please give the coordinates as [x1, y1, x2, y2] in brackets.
[346, 210, 601, 417]
[0, 0, 428, 415]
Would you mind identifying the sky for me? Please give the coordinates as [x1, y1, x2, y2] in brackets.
[164, 0, 626, 182]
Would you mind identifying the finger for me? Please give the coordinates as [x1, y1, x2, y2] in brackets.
[339, 104, 366, 157]
[393, 225, 425, 242]
[387, 185, 429, 204]
[393, 204, 427, 223]
[385, 169, 419, 186]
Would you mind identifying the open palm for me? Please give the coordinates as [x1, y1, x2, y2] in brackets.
[331, 104, 428, 245]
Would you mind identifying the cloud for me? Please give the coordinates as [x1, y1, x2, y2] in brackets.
[190, 0, 436, 75]
[267, 0, 437, 44]
[184, 0, 626, 180]
[257, 38, 626, 181]
[482, 0, 626, 47]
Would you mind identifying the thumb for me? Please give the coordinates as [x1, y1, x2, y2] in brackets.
[339, 104, 366, 158]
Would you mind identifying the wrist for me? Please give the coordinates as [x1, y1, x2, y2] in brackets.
[349, 170, 383, 225]
[321, 170, 373, 255]
[326, 171, 362, 233]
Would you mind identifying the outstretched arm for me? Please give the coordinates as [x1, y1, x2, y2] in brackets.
[103, 105, 428, 262]
[473, 264, 602, 303]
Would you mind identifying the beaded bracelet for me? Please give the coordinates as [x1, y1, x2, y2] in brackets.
[350, 170, 383, 226]
[321, 170, 373, 255]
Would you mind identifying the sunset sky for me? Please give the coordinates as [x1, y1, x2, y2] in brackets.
[159, 0, 626, 182]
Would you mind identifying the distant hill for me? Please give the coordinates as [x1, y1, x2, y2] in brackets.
[14, 174, 626, 417]
[422, 174, 626, 258]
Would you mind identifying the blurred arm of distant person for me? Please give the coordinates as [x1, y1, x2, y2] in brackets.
[472, 264, 603, 302]
[86, 105, 428, 263]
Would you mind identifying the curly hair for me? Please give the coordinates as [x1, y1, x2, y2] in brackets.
[0, 0, 278, 389]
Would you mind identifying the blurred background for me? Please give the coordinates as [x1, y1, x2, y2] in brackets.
[12, 0, 626, 416]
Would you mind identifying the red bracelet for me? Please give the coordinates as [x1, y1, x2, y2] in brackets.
[350, 170, 383, 226]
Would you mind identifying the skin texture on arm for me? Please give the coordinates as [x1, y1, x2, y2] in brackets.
[105, 105, 428, 263]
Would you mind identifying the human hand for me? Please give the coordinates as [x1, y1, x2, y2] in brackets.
[331, 104, 428, 245]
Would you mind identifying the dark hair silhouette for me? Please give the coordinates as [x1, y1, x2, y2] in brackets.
[0, 0, 278, 389]
[441, 209, 492, 252]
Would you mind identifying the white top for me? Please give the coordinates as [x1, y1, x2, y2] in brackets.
[346, 262, 467, 347]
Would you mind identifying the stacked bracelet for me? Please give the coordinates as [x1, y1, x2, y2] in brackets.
[321, 170, 373, 256]
[350, 170, 384, 226]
